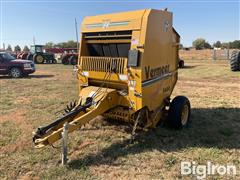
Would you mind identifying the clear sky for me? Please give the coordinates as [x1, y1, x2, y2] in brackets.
[0, 0, 239, 49]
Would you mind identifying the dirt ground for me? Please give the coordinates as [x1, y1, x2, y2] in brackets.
[0, 60, 239, 179]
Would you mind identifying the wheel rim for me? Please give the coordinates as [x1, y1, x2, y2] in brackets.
[181, 104, 189, 125]
[36, 55, 44, 63]
[12, 69, 20, 77]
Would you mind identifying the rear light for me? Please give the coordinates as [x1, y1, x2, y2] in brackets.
[119, 74, 128, 81]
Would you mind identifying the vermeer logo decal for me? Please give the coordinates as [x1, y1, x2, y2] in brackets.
[145, 65, 170, 80]
[102, 21, 110, 29]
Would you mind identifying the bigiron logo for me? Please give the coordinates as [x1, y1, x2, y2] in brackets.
[145, 65, 170, 80]
[181, 161, 237, 179]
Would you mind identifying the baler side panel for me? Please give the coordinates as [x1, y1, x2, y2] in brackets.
[141, 10, 175, 111]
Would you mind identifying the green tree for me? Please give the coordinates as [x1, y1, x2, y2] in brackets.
[45, 42, 55, 48]
[213, 41, 222, 48]
[14, 45, 21, 52]
[221, 41, 240, 49]
[23, 45, 30, 52]
[6, 44, 12, 51]
[229, 40, 240, 49]
[221, 42, 229, 49]
[56, 40, 77, 48]
[204, 42, 212, 49]
[55, 42, 66, 48]
[192, 38, 212, 49]
[192, 38, 206, 50]
[66, 40, 77, 48]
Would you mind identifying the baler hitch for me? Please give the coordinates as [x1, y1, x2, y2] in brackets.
[33, 97, 93, 143]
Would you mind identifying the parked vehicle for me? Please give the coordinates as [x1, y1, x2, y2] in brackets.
[61, 53, 78, 65]
[0, 52, 35, 78]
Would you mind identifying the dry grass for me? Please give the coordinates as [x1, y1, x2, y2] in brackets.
[0, 60, 239, 179]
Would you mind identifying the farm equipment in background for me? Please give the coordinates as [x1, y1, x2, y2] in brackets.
[230, 50, 240, 71]
[16, 45, 57, 64]
[61, 48, 78, 65]
[44, 47, 78, 65]
[33, 9, 191, 150]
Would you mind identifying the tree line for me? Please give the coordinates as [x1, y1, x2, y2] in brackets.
[6, 45, 29, 52]
[184, 39, 240, 50]
[5, 40, 78, 52]
[4, 39, 239, 52]
[45, 40, 78, 49]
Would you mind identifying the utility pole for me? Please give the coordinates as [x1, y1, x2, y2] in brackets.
[75, 18, 79, 53]
[33, 36, 35, 45]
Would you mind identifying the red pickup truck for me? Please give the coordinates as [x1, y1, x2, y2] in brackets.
[0, 52, 35, 78]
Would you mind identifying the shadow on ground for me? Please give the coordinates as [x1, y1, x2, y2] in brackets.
[68, 107, 240, 169]
[0, 74, 54, 79]
[26, 74, 54, 78]
[182, 65, 197, 69]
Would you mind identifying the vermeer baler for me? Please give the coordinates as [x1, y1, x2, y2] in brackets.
[33, 9, 191, 148]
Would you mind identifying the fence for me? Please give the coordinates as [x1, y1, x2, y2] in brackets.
[212, 49, 232, 60]
[179, 49, 233, 60]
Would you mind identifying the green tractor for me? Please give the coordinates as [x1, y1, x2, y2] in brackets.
[27, 45, 57, 64]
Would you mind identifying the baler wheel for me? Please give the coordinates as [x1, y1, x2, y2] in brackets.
[178, 59, 184, 68]
[168, 96, 191, 129]
[230, 50, 240, 71]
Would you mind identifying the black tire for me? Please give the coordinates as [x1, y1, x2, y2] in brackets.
[179, 59, 184, 68]
[52, 59, 57, 64]
[27, 54, 33, 61]
[230, 50, 240, 71]
[168, 96, 191, 129]
[34, 54, 44, 64]
[61, 55, 70, 65]
[10, 67, 22, 78]
[70, 55, 77, 65]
